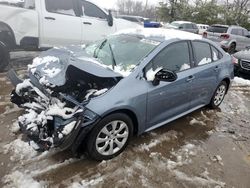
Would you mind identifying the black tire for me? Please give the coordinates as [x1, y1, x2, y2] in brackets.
[209, 81, 228, 109]
[86, 113, 133, 161]
[228, 43, 236, 54]
[0, 41, 10, 72]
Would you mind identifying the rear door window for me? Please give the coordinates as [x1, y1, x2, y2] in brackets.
[211, 46, 223, 61]
[81, 1, 106, 19]
[45, 0, 76, 16]
[207, 26, 228, 33]
[184, 24, 193, 29]
[243, 29, 249, 36]
[193, 41, 212, 66]
[231, 29, 243, 36]
[150, 41, 191, 72]
[192, 24, 198, 29]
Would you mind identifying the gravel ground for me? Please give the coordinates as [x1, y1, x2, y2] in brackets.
[0, 52, 249, 188]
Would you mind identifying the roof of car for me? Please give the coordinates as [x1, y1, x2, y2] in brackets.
[211, 24, 229, 28]
[114, 28, 202, 42]
[172, 21, 193, 24]
[197, 24, 209, 27]
[118, 15, 144, 19]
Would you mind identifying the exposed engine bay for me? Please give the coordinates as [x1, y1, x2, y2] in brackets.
[10, 65, 122, 151]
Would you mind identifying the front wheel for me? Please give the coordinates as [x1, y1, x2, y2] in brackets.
[86, 113, 133, 161]
[209, 81, 228, 109]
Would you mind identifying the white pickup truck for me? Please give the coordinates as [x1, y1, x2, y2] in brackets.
[0, 0, 139, 70]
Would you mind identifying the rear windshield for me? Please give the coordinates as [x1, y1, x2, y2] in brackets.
[207, 26, 228, 33]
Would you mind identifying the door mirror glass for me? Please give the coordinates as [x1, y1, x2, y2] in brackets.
[107, 10, 113, 27]
[151, 68, 177, 86]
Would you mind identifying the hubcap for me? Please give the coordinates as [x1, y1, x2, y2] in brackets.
[214, 85, 226, 106]
[96, 120, 129, 156]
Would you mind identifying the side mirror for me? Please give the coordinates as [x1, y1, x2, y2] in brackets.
[246, 35, 250, 38]
[152, 69, 177, 86]
[107, 10, 113, 27]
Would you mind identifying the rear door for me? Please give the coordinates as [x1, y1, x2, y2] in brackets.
[231, 28, 245, 50]
[79, 0, 115, 44]
[145, 41, 194, 129]
[40, 0, 82, 47]
[189, 41, 223, 108]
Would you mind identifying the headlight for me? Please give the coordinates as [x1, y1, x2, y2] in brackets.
[83, 108, 99, 122]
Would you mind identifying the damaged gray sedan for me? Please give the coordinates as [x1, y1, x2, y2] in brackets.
[8, 28, 233, 161]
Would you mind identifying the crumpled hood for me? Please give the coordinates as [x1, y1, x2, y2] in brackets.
[233, 49, 250, 60]
[29, 46, 123, 86]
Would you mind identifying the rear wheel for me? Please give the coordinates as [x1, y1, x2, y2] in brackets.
[228, 43, 236, 54]
[86, 113, 133, 161]
[0, 41, 10, 72]
[209, 81, 228, 109]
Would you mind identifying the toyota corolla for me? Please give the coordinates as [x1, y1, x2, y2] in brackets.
[8, 28, 234, 161]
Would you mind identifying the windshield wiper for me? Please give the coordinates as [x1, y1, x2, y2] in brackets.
[94, 39, 107, 58]
[108, 43, 117, 70]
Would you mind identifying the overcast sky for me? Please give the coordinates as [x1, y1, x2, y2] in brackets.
[90, 0, 162, 9]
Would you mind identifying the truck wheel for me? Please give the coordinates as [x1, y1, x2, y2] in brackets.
[0, 41, 10, 72]
[86, 113, 133, 161]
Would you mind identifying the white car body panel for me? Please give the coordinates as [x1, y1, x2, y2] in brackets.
[38, 0, 82, 47]
[0, 4, 38, 45]
[0, 0, 141, 49]
[80, 16, 116, 44]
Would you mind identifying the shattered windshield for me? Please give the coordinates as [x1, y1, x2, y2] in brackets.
[85, 34, 160, 73]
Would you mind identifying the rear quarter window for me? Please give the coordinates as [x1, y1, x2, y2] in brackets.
[211, 46, 223, 61]
[193, 41, 212, 66]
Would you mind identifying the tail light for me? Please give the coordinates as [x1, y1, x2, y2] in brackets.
[231, 56, 238, 64]
[203, 32, 207, 38]
[220, 34, 230, 39]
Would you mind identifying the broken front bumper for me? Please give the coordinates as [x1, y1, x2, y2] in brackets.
[8, 69, 99, 152]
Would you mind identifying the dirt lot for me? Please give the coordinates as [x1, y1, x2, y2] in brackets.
[0, 52, 250, 188]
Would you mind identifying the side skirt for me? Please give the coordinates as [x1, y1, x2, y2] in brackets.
[145, 104, 205, 132]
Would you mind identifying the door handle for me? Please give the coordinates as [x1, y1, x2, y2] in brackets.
[186, 75, 195, 82]
[83, 22, 92, 25]
[45, 17, 56, 20]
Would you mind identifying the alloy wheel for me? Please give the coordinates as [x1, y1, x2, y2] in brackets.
[214, 85, 226, 106]
[95, 120, 129, 156]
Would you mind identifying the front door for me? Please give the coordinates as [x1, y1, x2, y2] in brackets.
[145, 41, 194, 129]
[79, 0, 115, 44]
[40, 0, 82, 47]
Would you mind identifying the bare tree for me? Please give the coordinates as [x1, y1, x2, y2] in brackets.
[116, 0, 157, 19]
